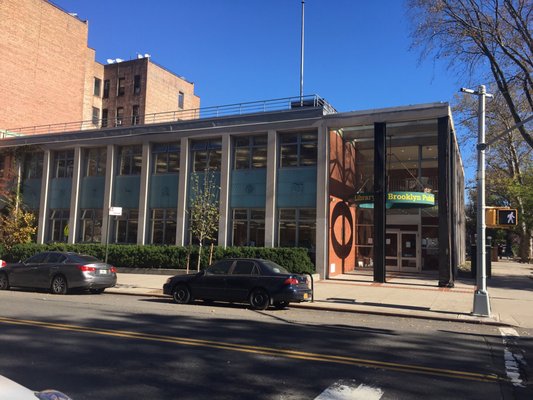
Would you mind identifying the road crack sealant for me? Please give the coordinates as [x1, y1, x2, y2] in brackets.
[499, 327, 528, 388]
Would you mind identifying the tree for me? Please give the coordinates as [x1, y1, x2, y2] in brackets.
[0, 192, 37, 252]
[409, 0, 533, 148]
[456, 90, 533, 261]
[188, 169, 220, 271]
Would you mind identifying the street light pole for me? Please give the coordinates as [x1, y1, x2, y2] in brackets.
[461, 85, 493, 317]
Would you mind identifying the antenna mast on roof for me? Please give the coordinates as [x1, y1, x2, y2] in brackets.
[299, 0, 305, 105]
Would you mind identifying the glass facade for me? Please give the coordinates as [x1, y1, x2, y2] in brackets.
[231, 208, 265, 247]
[150, 209, 177, 244]
[80, 209, 103, 242]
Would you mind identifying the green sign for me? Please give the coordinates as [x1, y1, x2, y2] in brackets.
[353, 191, 435, 209]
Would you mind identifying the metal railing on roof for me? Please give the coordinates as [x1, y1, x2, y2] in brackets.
[2, 95, 336, 137]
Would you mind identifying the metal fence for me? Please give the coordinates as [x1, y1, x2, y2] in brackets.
[2, 95, 336, 137]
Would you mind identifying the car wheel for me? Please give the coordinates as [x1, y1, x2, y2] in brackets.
[0, 272, 9, 290]
[273, 301, 289, 310]
[50, 275, 68, 295]
[172, 284, 191, 304]
[249, 288, 270, 310]
[89, 288, 105, 294]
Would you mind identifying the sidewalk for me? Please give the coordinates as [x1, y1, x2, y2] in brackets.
[107, 260, 533, 329]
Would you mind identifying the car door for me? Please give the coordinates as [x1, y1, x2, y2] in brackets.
[9, 252, 48, 287]
[192, 260, 234, 301]
[225, 260, 260, 302]
[37, 252, 67, 288]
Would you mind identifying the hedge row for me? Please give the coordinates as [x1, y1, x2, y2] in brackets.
[1, 243, 315, 274]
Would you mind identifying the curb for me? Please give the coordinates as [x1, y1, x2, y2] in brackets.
[106, 288, 513, 328]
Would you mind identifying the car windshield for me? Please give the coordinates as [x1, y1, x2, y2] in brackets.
[67, 254, 101, 263]
[261, 260, 290, 274]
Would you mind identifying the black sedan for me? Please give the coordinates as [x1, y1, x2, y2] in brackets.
[163, 258, 312, 310]
[0, 251, 117, 294]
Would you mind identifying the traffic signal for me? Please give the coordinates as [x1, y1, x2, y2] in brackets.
[497, 209, 518, 226]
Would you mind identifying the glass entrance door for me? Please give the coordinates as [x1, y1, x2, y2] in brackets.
[385, 231, 419, 272]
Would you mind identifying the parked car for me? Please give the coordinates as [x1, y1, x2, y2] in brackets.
[0, 251, 117, 295]
[0, 374, 72, 400]
[163, 258, 312, 310]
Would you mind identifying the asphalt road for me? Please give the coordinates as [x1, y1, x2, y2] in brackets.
[0, 289, 531, 399]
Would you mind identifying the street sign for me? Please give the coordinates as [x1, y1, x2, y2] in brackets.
[497, 209, 517, 226]
[109, 206, 122, 216]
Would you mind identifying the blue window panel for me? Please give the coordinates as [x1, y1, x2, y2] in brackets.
[22, 178, 41, 210]
[276, 167, 317, 208]
[80, 176, 105, 209]
[187, 171, 221, 207]
[150, 174, 179, 208]
[49, 178, 72, 209]
[230, 169, 266, 208]
[113, 176, 140, 208]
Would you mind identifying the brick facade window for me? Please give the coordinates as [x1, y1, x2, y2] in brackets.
[103, 80, 110, 98]
[132, 105, 140, 125]
[102, 109, 108, 127]
[134, 75, 141, 95]
[92, 107, 100, 125]
[94, 77, 102, 97]
[116, 107, 124, 126]
[117, 77, 126, 96]
[178, 91, 184, 109]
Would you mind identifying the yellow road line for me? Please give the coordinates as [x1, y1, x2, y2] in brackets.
[0, 316, 502, 383]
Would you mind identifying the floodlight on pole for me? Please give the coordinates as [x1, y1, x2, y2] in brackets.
[460, 85, 493, 317]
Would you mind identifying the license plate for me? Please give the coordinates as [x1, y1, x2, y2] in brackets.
[98, 269, 109, 275]
[303, 293, 308, 300]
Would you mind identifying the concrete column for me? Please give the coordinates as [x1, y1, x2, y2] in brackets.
[68, 147, 82, 244]
[137, 143, 151, 244]
[218, 134, 231, 247]
[315, 123, 329, 278]
[37, 150, 51, 244]
[176, 137, 189, 246]
[264, 130, 277, 247]
[101, 145, 115, 244]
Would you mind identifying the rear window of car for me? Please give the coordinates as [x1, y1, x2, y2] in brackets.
[231, 260, 258, 275]
[67, 254, 101, 263]
[25, 253, 48, 263]
[261, 260, 289, 275]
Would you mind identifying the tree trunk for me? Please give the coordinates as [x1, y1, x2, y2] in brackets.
[197, 242, 203, 272]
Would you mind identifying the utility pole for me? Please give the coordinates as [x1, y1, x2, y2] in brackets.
[299, 0, 305, 105]
[461, 85, 493, 317]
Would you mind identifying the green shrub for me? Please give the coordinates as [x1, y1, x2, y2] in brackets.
[1, 244, 314, 274]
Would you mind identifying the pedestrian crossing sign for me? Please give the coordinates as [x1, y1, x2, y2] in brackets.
[497, 209, 517, 226]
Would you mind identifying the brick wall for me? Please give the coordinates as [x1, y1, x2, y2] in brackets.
[0, 0, 93, 130]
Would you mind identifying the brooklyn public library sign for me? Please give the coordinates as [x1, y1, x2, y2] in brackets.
[354, 191, 435, 209]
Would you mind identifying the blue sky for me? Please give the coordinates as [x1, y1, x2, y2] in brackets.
[51, 0, 478, 176]
[51, 0, 469, 110]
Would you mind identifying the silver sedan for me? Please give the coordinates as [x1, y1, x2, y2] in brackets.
[0, 251, 117, 294]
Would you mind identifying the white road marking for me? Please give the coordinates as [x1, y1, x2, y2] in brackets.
[499, 327, 526, 388]
[314, 380, 383, 400]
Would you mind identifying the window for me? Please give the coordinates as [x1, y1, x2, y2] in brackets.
[191, 139, 222, 172]
[92, 107, 100, 125]
[0, 155, 5, 178]
[103, 79, 110, 98]
[117, 77, 125, 96]
[208, 260, 233, 275]
[280, 131, 317, 167]
[85, 147, 107, 176]
[178, 91, 184, 109]
[153, 143, 180, 174]
[150, 209, 177, 244]
[233, 135, 267, 169]
[80, 209, 103, 242]
[115, 107, 124, 126]
[23, 153, 43, 179]
[94, 77, 102, 97]
[278, 208, 316, 249]
[232, 208, 265, 247]
[132, 105, 140, 125]
[134, 75, 141, 95]
[119, 145, 142, 175]
[53, 150, 74, 178]
[232, 260, 258, 275]
[49, 209, 70, 242]
[115, 209, 138, 243]
[102, 109, 108, 128]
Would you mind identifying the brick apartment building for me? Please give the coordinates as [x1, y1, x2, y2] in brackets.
[0, 0, 200, 133]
